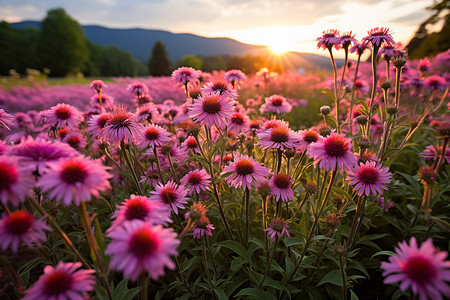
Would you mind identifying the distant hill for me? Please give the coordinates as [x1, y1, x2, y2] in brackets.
[11, 21, 343, 71]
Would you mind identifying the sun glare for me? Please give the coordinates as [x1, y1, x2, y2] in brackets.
[269, 44, 290, 55]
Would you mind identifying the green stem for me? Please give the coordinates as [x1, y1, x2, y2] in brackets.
[120, 141, 143, 195]
[244, 188, 250, 246]
[258, 236, 278, 288]
[366, 46, 380, 138]
[328, 48, 340, 133]
[139, 272, 148, 300]
[339, 254, 347, 300]
[153, 147, 166, 185]
[346, 195, 367, 250]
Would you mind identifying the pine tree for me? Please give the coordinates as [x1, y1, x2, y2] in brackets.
[148, 40, 172, 76]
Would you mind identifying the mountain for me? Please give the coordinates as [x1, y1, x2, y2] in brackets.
[11, 21, 342, 70]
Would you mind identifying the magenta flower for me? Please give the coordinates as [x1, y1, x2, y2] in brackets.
[135, 104, 161, 123]
[127, 81, 149, 97]
[381, 237, 450, 300]
[149, 180, 188, 214]
[103, 106, 141, 145]
[307, 133, 356, 171]
[192, 215, 214, 239]
[62, 131, 87, 149]
[265, 218, 290, 242]
[270, 173, 294, 202]
[257, 124, 301, 151]
[138, 124, 172, 149]
[362, 27, 395, 48]
[228, 112, 250, 133]
[172, 67, 201, 86]
[188, 92, 236, 128]
[41, 103, 83, 128]
[10, 136, 78, 175]
[90, 93, 114, 109]
[202, 80, 238, 99]
[317, 29, 341, 50]
[350, 41, 371, 56]
[180, 169, 211, 195]
[37, 156, 112, 206]
[339, 31, 357, 48]
[424, 75, 447, 91]
[90, 79, 107, 92]
[0, 108, 14, 130]
[379, 197, 393, 212]
[346, 161, 392, 196]
[110, 195, 172, 230]
[23, 262, 95, 300]
[0, 210, 49, 253]
[298, 129, 323, 152]
[421, 145, 450, 164]
[222, 153, 270, 190]
[224, 69, 247, 87]
[0, 156, 33, 206]
[180, 136, 201, 154]
[87, 112, 111, 140]
[260, 94, 292, 114]
[106, 219, 180, 281]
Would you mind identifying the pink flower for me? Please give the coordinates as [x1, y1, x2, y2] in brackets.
[270, 173, 294, 202]
[135, 104, 161, 123]
[87, 113, 111, 140]
[90, 79, 107, 92]
[224, 69, 247, 87]
[202, 80, 238, 99]
[149, 180, 188, 214]
[180, 169, 211, 195]
[350, 41, 371, 56]
[362, 27, 395, 48]
[317, 29, 341, 50]
[172, 67, 201, 86]
[228, 112, 250, 133]
[307, 133, 356, 171]
[106, 219, 180, 281]
[222, 152, 270, 190]
[421, 145, 450, 164]
[297, 129, 323, 152]
[103, 106, 141, 145]
[41, 103, 83, 128]
[256, 124, 301, 151]
[0, 156, 33, 206]
[339, 31, 357, 49]
[138, 124, 172, 149]
[110, 195, 172, 230]
[90, 93, 114, 109]
[381, 237, 450, 300]
[188, 92, 236, 128]
[424, 75, 447, 91]
[127, 81, 149, 97]
[192, 215, 214, 239]
[62, 131, 87, 149]
[346, 161, 392, 196]
[265, 218, 290, 242]
[37, 156, 112, 206]
[23, 262, 95, 300]
[260, 94, 292, 115]
[379, 197, 393, 212]
[0, 210, 49, 253]
[0, 108, 14, 130]
[180, 136, 201, 154]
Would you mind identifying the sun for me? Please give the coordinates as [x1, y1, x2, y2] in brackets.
[269, 44, 290, 55]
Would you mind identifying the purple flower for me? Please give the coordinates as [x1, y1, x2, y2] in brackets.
[317, 29, 341, 50]
[149, 180, 188, 214]
[138, 124, 172, 149]
[103, 106, 141, 145]
[307, 133, 356, 171]
[0, 156, 33, 206]
[362, 27, 395, 48]
[202, 80, 238, 99]
[265, 218, 290, 242]
[0, 108, 14, 130]
[192, 215, 214, 239]
[188, 92, 236, 128]
[270, 173, 294, 202]
[346, 161, 392, 196]
[41, 103, 83, 128]
[180, 169, 211, 195]
[222, 152, 270, 190]
[257, 124, 301, 151]
[172, 67, 201, 86]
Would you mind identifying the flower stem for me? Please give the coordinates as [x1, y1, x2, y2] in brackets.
[244, 188, 250, 246]
[139, 272, 148, 300]
[120, 141, 143, 195]
[346, 195, 367, 250]
[258, 236, 278, 288]
[366, 46, 380, 138]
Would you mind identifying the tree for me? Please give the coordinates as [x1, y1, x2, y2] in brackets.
[177, 55, 203, 70]
[148, 40, 172, 76]
[37, 8, 88, 76]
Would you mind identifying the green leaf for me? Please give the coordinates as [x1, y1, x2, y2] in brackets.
[214, 288, 228, 300]
[332, 187, 352, 201]
[284, 237, 304, 247]
[121, 287, 141, 300]
[317, 269, 343, 287]
[217, 240, 253, 266]
[370, 250, 396, 261]
[112, 278, 130, 300]
[234, 288, 277, 300]
[320, 88, 336, 101]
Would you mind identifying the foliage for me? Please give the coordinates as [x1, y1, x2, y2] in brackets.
[148, 40, 172, 76]
[178, 55, 203, 70]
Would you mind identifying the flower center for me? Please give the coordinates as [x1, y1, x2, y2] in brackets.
[43, 270, 74, 296]
[212, 81, 228, 94]
[303, 131, 319, 144]
[55, 107, 71, 120]
[357, 165, 380, 184]
[270, 127, 289, 143]
[270, 218, 286, 232]
[125, 198, 150, 221]
[235, 159, 254, 176]
[188, 173, 202, 185]
[185, 138, 197, 149]
[324, 136, 348, 157]
[196, 215, 210, 228]
[60, 162, 89, 184]
[403, 255, 437, 285]
[4, 210, 34, 235]
[160, 187, 177, 204]
[97, 115, 110, 128]
[67, 136, 81, 148]
[231, 114, 245, 125]
[128, 229, 158, 259]
[271, 98, 283, 107]
[145, 128, 160, 141]
[0, 161, 18, 190]
[109, 113, 131, 128]
[202, 96, 222, 114]
[273, 173, 291, 189]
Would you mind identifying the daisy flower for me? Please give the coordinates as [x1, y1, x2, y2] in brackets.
[270, 173, 294, 202]
[41, 103, 83, 128]
[222, 153, 270, 190]
[103, 106, 141, 145]
[0, 156, 33, 206]
[180, 136, 201, 154]
[362, 27, 395, 48]
[256, 124, 301, 151]
[381, 237, 450, 300]
[317, 29, 341, 50]
[265, 218, 290, 242]
[37, 156, 112, 206]
[307, 133, 356, 171]
[297, 129, 323, 152]
[62, 131, 87, 149]
[224, 69, 247, 88]
[172, 67, 201, 86]
[149, 180, 188, 214]
[192, 215, 215, 239]
[0, 108, 14, 130]
[180, 169, 211, 195]
[135, 104, 160, 123]
[90, 79, 107, 92]
[138, 124, 172, 149]
[350, 41, 371, 56]
[87, 113, 111, 140]
[110, 195, 172, 230]
[23, 262, 95, 300]
[202, 80, 238, 99]
[346, 161, 392, 196]
[106, 219, 180, 281]
[260, 94, 292, 115]
[339, 31, 357, 49]
[228, 112, 250, 133]
[188, 92, 236, 128]
[127, 81, 149, 97]
[424, 75, 446, 91]
[0, 210, 49, 253]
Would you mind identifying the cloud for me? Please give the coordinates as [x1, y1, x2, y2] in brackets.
[390, 10, 429, 25]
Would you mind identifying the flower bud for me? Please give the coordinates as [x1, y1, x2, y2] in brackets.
[386, 106, 399, 115]
[304, 182, 317, 194]
[355, 115, 368, 125]
[419, 166, 437, 184]
[380, 81, 392, 90]
[320, 105, 331, 116]
[318, 124, 331, 137]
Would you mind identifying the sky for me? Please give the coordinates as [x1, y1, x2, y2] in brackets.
[0, 0, 435, 58]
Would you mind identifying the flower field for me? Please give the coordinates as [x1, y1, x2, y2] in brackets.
[0, 28, 449, 300]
